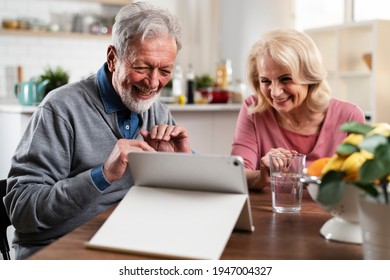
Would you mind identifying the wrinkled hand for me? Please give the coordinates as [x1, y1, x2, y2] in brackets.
[103, 139, 155, 183]
[140, 124, 192, 153]
[261, 148, 298, 172]
[254, 148, 298, 189]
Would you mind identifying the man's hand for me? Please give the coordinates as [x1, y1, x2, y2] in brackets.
[140, 124, 192, 153]
[102, 125, 191, 183]
[103, 139, 155, 183]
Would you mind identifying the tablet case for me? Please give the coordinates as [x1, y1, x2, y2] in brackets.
[86, 152, 254, 259]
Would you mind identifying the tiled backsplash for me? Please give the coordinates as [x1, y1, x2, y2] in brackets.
[0, 0, 119, 99]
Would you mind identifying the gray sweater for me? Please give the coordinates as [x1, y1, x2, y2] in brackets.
[5, 74, 176, 259]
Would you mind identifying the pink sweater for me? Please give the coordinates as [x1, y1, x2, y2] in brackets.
[231, 95, 366, 169]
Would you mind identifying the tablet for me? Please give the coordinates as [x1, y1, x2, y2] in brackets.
[86, 152, 254, 259]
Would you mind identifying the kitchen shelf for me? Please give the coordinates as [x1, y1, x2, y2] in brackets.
[0, 0, 130, 40]
[305, 20, 390, 123]
[0, 29, 111, 40]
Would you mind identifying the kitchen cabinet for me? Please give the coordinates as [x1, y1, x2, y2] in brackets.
[0, 103, 34, 179]
[168, 104, 240, 155]
[305, 20, 390, 123]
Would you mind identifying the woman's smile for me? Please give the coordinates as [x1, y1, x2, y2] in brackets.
[272, 96, 291, 105]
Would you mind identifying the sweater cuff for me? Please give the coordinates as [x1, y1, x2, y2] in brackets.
[91, 165, 111, 191]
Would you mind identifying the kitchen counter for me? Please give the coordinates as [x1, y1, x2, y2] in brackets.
[167, 103, 242, 111]
[0, 99, 242, 178]
[0, 99, 37, 113]
[0, 99, 242, 113]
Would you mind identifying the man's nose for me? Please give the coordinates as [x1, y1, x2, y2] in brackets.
[148, 68, 159, 89]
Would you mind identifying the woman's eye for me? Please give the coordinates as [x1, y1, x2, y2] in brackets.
[281, 77, 292, 83]
[261, 79, 271, 85]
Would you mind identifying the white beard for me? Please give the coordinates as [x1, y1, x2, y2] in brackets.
[120, 88, 160, 114]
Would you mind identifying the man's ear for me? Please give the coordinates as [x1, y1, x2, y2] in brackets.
[107, 45, 117, 72]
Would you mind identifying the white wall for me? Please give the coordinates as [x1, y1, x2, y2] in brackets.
[219, 0, 294, 84]
[140, 0, 220, 79]
[134, 0, 294, 90]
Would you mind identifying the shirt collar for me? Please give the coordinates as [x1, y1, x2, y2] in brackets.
[97, 63, 128, 113]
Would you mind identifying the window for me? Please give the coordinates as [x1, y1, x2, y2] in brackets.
[354, 0, 390, 21]
[295, 0, 344, 30]
[296, 0, 390, 30]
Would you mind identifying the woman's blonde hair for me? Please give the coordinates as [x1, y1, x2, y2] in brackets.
[246, 29, 331, 114]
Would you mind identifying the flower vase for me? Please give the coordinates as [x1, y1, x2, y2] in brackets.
[358, 195, 390, 259]
[307, 183, 362, 244]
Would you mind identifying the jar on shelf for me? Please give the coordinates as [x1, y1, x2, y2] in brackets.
[229, 79, 247, 103]
[215, 59, 232, 89]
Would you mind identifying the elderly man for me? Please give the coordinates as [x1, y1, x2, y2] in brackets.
[5, 2, 191, 259]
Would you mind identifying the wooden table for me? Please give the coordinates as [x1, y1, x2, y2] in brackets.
[29, 189, 362, 260]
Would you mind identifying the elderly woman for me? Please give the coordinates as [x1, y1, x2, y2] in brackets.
[231, 29, 365, 190]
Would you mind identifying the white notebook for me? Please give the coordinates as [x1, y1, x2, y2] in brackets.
[86, 152, 254, 260]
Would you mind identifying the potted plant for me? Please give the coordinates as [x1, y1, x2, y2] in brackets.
[37, 66, 70, 96]
[195, 74, 215, 103]
[317, 121, 390, 205]
[195, 74, 215, 91]
[312, 121, 390, 259]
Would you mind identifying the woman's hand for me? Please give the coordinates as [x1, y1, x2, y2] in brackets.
[247, 148, 298, 190]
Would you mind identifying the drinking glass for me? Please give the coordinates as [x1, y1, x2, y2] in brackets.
[269, 153, 306, 213]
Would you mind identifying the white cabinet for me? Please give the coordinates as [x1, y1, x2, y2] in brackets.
[0, 104, 35, 179]
[305, 20, 390, 123]
[169, 104, 240, 155]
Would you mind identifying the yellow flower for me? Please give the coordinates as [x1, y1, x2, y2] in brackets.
[321, 154, 345, 175]
[367, 122, 390, 137]
[342, 133, 364, 146]
[340, 151, 369, 180]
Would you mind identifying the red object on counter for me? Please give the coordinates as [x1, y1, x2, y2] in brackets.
[209, 88, 230, 103]
[199, 87, 230, 103]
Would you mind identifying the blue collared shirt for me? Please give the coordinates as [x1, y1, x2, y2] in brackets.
[91, 63, 141, 191]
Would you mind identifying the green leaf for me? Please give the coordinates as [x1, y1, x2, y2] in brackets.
[37, 65, 70, 95]
[340, 121, 373, 135]
[336, 143, 359, 156]
[318, 171, 346, 205]
[359, 134, 388, 153]
[374, 143, 390, 166]
[359, 158, 388, 182]
[353, 181, 380, 197]
[195, 74, 215, 89]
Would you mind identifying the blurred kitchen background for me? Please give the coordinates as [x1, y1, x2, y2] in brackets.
[2, 0, 390, 169]
[1, 0, 387, 101]
[2, 0, 390, 259]
[0, 0, 289, 100]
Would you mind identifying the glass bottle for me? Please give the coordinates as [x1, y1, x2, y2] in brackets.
[186, 63, 195, 104]
[215, 59, 232, 89]
[172, 64, 184, 104]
